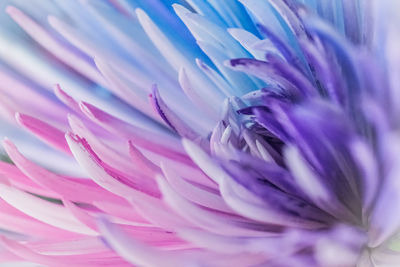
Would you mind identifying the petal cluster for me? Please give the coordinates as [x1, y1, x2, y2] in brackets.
[0, 1, 399, 267]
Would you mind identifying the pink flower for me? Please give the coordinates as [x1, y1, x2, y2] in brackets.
[1, 1, 400, 266]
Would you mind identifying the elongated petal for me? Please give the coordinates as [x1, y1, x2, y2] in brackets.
[3, 138, 121, 204]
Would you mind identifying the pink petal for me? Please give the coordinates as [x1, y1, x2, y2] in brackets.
[15, 113, 71, 155]
[65, 132, 159, 198]
[0, 161, 58, 198]
[157, 177, 275, 237]
[92, 201, 147, 224]
[68, 114, 141, 176]
[0, 70, 67, 122]
[2, 138, 122, 204]
[97, 218, 192, 267]
[178, 67, 220, 119]
[94, 57, 159, 121]
[27, 237, 107, 256]
[53, 84, 81, 114]
[0, 236, 130, 267]
[6, 6, 106, 86]
[0, 181, 97, 235]
[0, 199, 80, 239]
[62, 199, 98, 231]
[128, 141, 161, 177]
[79, 101, 192, 165]
[161, 162, 233, 213]
[128, 191, 192, 231]
[149, 85, 203, 141]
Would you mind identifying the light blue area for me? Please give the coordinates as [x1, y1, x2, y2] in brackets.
[122, 0, 210, 64]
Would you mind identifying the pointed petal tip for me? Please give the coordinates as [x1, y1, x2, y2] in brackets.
[79, 101, 96, 118]
[226, 28, 243, 38]
[223, 59, 234, 68]
[14, 113, 37, 136]
[14, 111, 22, 122]
[66, 112, 75, 122]
[154, 173, 168, 195]
[92, 55, 103, 69]
[172, 3, 188, 15]
[53, 83, 63, 93]
[64, 131, 80, 144]
[14, 112, 39, 128]
[79, 101, 99, 114]
[47, 15, 58, 27]
[1, 137, 14, 151]
[178, 66, 186, 78]
[134, 8, 146, 20]
[151, 83, 158, 94]
[53, 84, 69, 100]
[5, 5, 19, 16]
[195, 58, 203, 67]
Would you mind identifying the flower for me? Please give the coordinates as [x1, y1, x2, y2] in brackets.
[0, 0, 399, 266]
